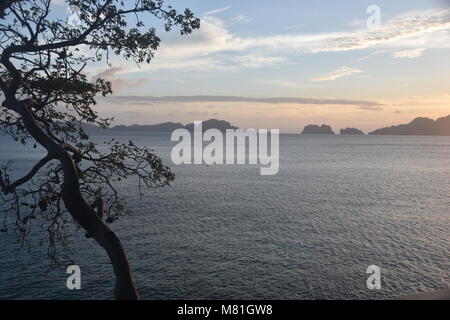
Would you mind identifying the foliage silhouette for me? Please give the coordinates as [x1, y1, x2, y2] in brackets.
[0, 0, 199, 299]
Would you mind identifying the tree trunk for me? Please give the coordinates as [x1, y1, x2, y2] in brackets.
[17, 100, 139, 300]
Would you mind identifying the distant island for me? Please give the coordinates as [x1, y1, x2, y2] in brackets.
[369, 115, 450, 136]
[111, 122, 184, 132]
[340, 128, 364, 135]
[301, 115, 450, 136]
[83, 119, 238, 132]
[80, 115, 450, 136]
[184, 119, 239, 132]
[302, 124, 335, 134]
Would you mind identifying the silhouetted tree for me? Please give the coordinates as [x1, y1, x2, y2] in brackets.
[0, 0, 199, 299]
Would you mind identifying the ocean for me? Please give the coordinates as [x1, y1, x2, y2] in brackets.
[0, 132, 449, 299]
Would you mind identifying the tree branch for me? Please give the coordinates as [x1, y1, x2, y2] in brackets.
[0, 154, 53, 194]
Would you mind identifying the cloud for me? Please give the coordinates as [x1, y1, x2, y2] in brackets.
[91, 66, 150, 91]
[173, 9, 450, 56]
[204, 6, 231, 16]
[348, 18, 366, 28]
[157, 16, 233, 59]
[230, 54, 287, 68]
[392, 48, 426, 58]
[306, 9, 450, 53]
[104, 95, 381, 108]
[186, 111, 220, 117]
[258, 80, 302, 88]
[358, 105, 383, 111]
[230, 14, 253, 24]
[129, 53, 287, 72]
[257, 79, 325, 89]
[129, 56, 228, 72]
[118, 8, 450, 74]
[310, 66, 363, 82]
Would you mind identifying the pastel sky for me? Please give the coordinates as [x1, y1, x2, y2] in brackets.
[60, 0, 450, 132]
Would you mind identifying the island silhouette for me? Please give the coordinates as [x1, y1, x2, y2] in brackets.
[80, 115, 450, 136]
[301, 124, 335, 134]
[81, 119, 238, 132]
[184, 119, 239, 132]
[369, 115, 450, 135]
[301, 115, 449, 136]
[340, 128, 365, 135]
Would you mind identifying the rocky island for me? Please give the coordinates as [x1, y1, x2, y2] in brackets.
[302, 124, 335, 134]
[369, 115, 450, 136]
[185, 119, 238, 132]
[340, 128, 364, 135]
[111, 122, 184, 132]
[79, 114, 450, 136]
[82, 119, 239, 133]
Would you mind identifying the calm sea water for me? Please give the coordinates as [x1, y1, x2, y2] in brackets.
[0, 133, 449, 299]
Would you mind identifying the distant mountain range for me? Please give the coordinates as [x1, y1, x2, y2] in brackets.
[82, 119, 238, 132]
[301, 115, 450, 136]
[80, 115, 450, 136]
[340, 128, 364, 135]
[110, 122, 184, 132]
[184, 119, 238, 132]
[302, 124, 335, 134]
[368, 115, 450, 136]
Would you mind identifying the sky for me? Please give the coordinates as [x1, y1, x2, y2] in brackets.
[59, 0, 450, 133]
